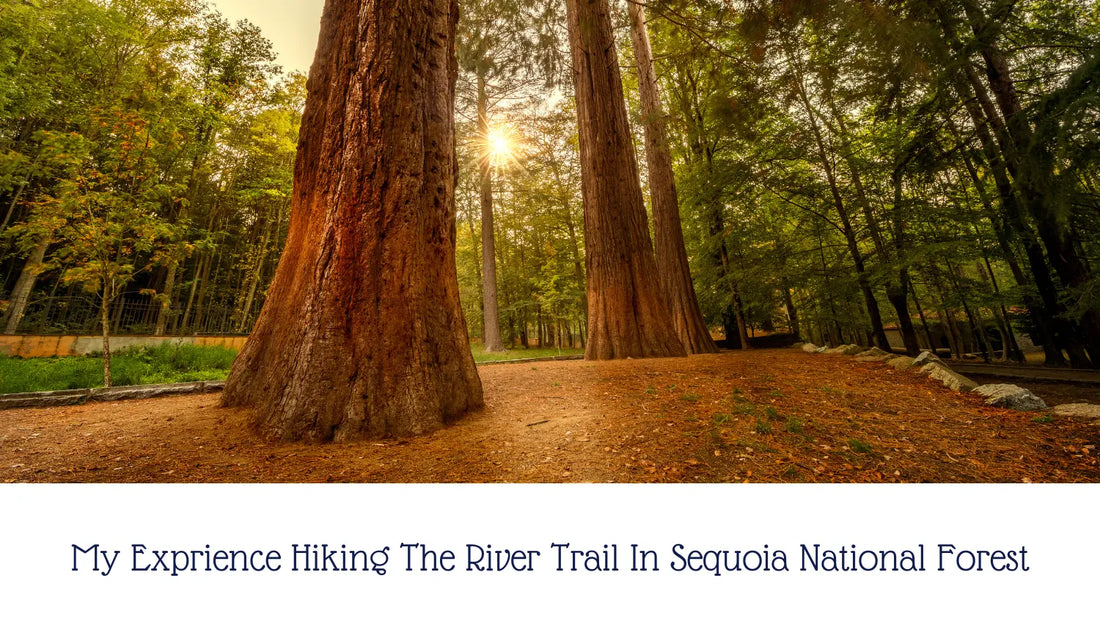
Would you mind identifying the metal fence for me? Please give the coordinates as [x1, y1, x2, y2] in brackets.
[13, 293, 250, 336]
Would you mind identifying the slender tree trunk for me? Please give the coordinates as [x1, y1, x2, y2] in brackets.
[627, 2, 716, 355]
[782, 285, 800, 339]
[960, 0, 1100, 364]
[100, 290, 113, 388]
[883, 171, 920, 355]
[0, 178, 27, 233]
[222, 0, 482, 441]
[910, 284, 935, 351]
[791, 67, 890, 351]
[3, 236, 48, 335]
[565, 0, 684, 361]
[476, 74, 505, 352]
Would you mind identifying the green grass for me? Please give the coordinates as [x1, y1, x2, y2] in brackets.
[0, 344, 238, 394]
[848, 438, 874, 454]
[1, 343, 583, 394]
[470, 346, 581, 363]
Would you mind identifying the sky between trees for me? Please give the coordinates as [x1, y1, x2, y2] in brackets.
[209, 0, 322, 74]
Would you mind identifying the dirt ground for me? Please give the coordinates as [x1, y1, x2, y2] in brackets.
[1, 349, 1097, 483]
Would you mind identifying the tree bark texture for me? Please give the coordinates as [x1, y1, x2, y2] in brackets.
[476, 74, 505, 352]
[221, 0, 483, 441]
[3, 236, 48, 335]
[566, 0, 685, 361]
[627, 3, 717, 356]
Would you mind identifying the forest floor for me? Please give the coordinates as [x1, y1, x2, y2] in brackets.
[1, 349, 1097, 483]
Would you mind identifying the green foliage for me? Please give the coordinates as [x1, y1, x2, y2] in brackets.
[0, 344, 236, 394]
[0, 0, 300, 339]
[469, 346, 573, 363]
[848, 438, 874, 454]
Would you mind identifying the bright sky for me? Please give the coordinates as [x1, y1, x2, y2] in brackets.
[208, 0, 325, 75]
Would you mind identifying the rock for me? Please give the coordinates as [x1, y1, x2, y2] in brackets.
[824, 346, 848, 354]
[911, 351, 942, 367]
[203, 381, 226, 393]
[88, 382, 206, 403]
[815, 346, 829, 354]
[972, 384, 1048, 411]
[856, 347, 890, 358]
[925, 364, 978, 392]
[1051, 403, 1100, 419]
[801, 343, 819, 353]
[887, 356, 917, 370]
[841, 344, 864, 355]
[918, 361, 949, 375]
[0, 388, 92, 410]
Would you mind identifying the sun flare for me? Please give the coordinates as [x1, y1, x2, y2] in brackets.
[484, 126, 519, 168]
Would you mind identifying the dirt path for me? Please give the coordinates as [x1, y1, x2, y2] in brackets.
[1, 350, 1097, 483]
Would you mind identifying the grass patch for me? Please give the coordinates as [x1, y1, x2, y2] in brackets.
[784, 416, 805, 435]
[0, 344, 238, 394]
[2, 343, 583, 394]
[680, 393, 701, 403]
[472, 346, 578, 363]
[733, 401, 756, 416]
[1031, 413, 1055, 424]
[755, 419, 773, 435]
[848, 438, 874, 454]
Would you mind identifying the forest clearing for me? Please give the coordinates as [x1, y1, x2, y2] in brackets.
[2, 349, 1097, 483]
[3, 0, 1100, 475]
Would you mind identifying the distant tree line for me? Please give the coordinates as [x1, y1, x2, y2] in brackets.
[0, 0, 302, 340]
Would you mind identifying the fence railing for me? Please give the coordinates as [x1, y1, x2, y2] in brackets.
[12, 293, 253, 336]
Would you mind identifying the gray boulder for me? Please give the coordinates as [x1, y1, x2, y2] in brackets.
[1051, 403, 1100, 419]
[911, 351, 942, 367]
[0, 388, 92, 410]
[887, 356, 917, 370]
[824, 346, 848, 354]
[925, 364, 978, 392]
[972, 384, 1048, 412]
[841, 344, 864, 355]
[815, 346, 829, 353]
[801, 343, 819, 353]
[918, 361, 949, 375]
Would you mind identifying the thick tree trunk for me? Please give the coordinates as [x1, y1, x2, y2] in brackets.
[221, 0, 482, 441]
[3, 236, 48, 335]
[476, 74, 505, 353]
[627, 2, 716, 355]
[565, 0, 685, 361]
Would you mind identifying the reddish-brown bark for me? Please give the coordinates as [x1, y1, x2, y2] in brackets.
[221, 0, 482, 441]
[566, 0, 685, 361]
[628, 3, 717, 356]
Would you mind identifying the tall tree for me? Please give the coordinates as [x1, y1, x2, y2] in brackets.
[221, 0, 482, 441]
[627, 2, 717, 355]
[565, 0, 684, 360]
[457, 0, 560, 352]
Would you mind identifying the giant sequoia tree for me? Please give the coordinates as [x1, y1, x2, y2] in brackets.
[566, 0, 685, 360]
[221, 0, 483, 441]
[628, 2, 718, 356]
